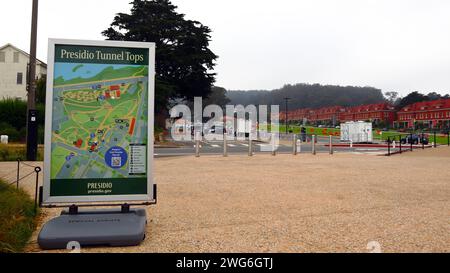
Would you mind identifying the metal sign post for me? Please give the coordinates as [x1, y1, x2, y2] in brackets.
[26, 0, 39, 161]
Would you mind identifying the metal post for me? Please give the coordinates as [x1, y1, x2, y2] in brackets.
[387, 137, 391, 156]
[271, 133, 276, 156]
[26, 0, 39, 161]
[434, 131, 437, 148]
[16, 159, 20, 189]
[34, 167, 41, 213]
[329, 135, 333, 155]
[248, 136, 253, 157]
[410, 133, 413, 152]
[195, 132, 200, 157]
[312, 135, 316, 155]
[399, 135, 402, 153]
[223, 133, 228, 157]
[292, 134, 297, 155]
[422, 133, 425, 149]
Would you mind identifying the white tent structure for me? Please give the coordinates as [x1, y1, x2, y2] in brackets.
[340, 121, 373, 143]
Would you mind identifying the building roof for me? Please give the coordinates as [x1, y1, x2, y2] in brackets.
[0, 43, 47, 68]
[399, 99, 450, 112]
[347, 102, 394, 113]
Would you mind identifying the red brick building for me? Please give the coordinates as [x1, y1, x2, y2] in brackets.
[397, 99, 450, 129]
[342, 103, 396, 125]
[283, 102, 396, 126]
[314, 106, 346, 123]
[274, 100, 450, 130]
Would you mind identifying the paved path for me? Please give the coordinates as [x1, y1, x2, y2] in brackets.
[154, 139, 398, 157]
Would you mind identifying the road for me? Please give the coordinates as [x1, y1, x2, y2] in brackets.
[154, 139, 397, 158]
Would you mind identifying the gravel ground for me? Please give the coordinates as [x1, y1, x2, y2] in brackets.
[1, 147, 449, 253]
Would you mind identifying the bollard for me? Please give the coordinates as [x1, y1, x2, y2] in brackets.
[329, 135, 333, 155]
[410, 133, 413, 152]
[38, 186, 43, 208]
[223, 133, 228, 157]
[312, 135, 316, 155]
[195, 132, 200, 157]
[350, 140, 353, 148]
[248, 136, 253, 157]
[387, 137, 391, 156]
[393, 140, 396, 149]
[292, 134, 297, 155]
[399, 135, 402, 153]
[16, 158, 20, 189]
[34, 167, 41, 214]
[434, 131, 437, 148]
[422, 133, 425, 149]
[271, 133, 276, 156]
[297, 139, 302, 154]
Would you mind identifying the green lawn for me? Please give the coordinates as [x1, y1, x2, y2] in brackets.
[261, 125, 340, 135]
[260, 125, 450, 145]
[0, 180, 38, 253]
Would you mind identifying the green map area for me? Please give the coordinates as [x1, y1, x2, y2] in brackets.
[51, 64, 149, 183]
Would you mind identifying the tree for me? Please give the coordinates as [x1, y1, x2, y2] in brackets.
[226, 83, 386, 109]
[36, 75, 46, 104]
[384, 91, 399, 105]
[102, 0, 218, 116]
[396, 91, 429, 110]
[204, 86, 230, 107]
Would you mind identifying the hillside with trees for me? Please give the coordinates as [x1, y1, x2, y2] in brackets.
[226, 83, 386, 109]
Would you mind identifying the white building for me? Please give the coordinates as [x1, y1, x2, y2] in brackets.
[0, 43, 47, 100]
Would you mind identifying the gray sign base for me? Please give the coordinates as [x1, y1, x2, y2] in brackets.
[38, 208, 147, 250]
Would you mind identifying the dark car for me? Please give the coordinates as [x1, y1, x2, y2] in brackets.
[401, 134, 429, 145]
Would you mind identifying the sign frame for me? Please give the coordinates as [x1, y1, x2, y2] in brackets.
[43, 39, 155, 205]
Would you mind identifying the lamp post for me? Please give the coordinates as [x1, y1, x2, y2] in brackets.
[26, 0, 39, 161]
[284, 97, 291, 135]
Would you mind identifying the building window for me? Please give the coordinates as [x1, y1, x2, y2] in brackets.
[0, 52, 5, 62]
[17, 72, 23, 85]
[13, 52, 19, 63]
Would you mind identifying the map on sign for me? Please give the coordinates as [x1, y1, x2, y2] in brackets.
[50, 63, 149, 180]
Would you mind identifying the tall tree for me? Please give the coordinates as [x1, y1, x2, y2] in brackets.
[384, 91, 399, 105]
[396, 91, 429, 110]
[36, 75, 46, 104]
[204, 86, 230, 107]
[226, 83, 386, 109]
[102, 0, 218, 115]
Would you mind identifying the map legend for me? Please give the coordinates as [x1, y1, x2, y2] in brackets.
[129, 144, 147, 175]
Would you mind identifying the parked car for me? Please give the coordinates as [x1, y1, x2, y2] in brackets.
[400, 134, 429, 145]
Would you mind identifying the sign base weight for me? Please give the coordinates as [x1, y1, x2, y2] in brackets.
[38, 208, 147, 250]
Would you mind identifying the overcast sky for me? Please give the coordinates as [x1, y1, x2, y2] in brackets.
[2, 0, 450, 95]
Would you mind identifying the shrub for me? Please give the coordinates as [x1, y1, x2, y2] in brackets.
[0, 180, 38, 253]
[0, 144, 44, 162]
